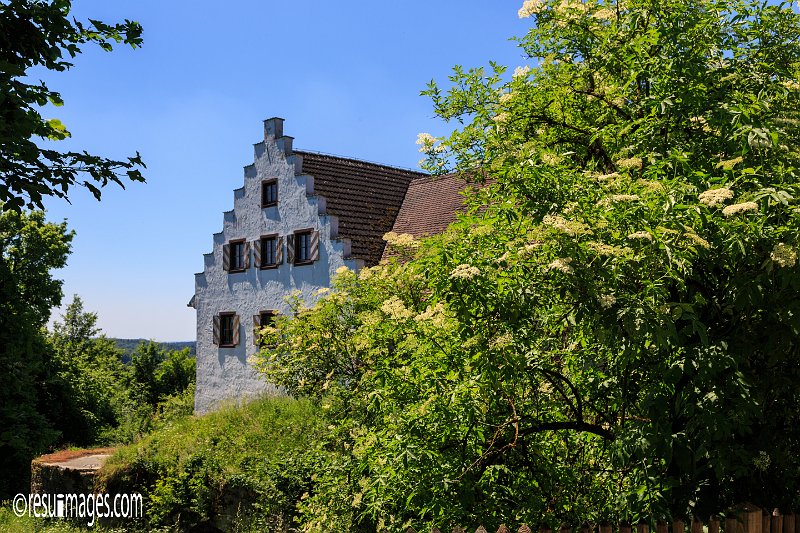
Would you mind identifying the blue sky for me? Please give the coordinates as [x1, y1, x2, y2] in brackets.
[40, 0, 529, 341]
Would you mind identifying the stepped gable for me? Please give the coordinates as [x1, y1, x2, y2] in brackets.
[389, 172, 472, 238]
[296, 151, 426, 266]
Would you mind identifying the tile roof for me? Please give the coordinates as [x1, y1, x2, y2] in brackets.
[388, 172, 471, 240]
[295, 151, 427, 266]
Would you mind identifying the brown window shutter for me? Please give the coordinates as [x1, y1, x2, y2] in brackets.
[253, 314, 261, 345]
[243, 241, 251, 269]
[213, 314, 221, 345]
[232, 315, 240, 346]
[287, 234, 295, 264]
[222, 243, 231, 271]
[276, 237, 284, 264]
[310, 230, 320, 262]
[253, 240, 261, 268]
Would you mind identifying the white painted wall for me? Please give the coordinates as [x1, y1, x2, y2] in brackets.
[192, 118, 362, 414]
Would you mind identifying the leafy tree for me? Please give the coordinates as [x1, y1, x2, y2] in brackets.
[0, 209, 71, 498]
[46, 295, 130, 445]
[258, 0, 800, 530]
[0, 0, 145, 211]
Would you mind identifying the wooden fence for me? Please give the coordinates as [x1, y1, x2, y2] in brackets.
[406, 505, 798, 533]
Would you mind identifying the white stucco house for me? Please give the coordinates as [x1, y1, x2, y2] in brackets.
[189, 117, 448, 414]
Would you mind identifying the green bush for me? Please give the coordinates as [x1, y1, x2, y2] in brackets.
[97, 396, 326, 531]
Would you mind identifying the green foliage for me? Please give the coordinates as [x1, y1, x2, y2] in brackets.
[44, 299, 197, 446]
[0, 209, 72, 499]
[0, 0, 145, 211]
[46, 296, 131, 446]
[258, 0, 800, 530]
[98, 397, 326, 531]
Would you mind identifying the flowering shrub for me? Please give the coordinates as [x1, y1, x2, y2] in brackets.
[257, 0, 800, 530]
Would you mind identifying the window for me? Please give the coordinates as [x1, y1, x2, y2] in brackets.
[223, 239, 249, 272]
[261, 179, 278, 207]
[213, 312, 239, 347]
[255, 235, 283, 269]
[253, 310, 277, 346]
[287, 229, 319, 265]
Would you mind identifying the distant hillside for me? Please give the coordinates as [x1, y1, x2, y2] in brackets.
[112, 338, 196, 362]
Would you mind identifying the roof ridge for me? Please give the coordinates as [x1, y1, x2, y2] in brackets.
[295, 149, 428, 176]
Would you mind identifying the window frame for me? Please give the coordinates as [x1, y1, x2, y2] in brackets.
[228, 239, 247, 272]
[261, 179, 278, 208]
[293, 229, 313, 265]
[218, 312, 238, 348]
[259, 234, 280, 270]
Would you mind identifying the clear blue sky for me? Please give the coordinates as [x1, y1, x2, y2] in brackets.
[40, 0, 529, 341]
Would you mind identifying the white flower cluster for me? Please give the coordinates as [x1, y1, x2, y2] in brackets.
[518, 0, 543, 18]
[450, 264, 481, 279]
[698, 187, 733, 207]
[597, 294, 616, 309]
[587, 241, 631, 257]
[543, 214, 590, 236]
[771, 243, 797, 268]
[492, 112, 510, 123]
[499, 92, 514, 104]
[627, 231, 652, 241]
[415, 132, 436, 153]
[547, 257, 573, 273]
[722, 201, 758, 217]
[541, 152, 561, 166]
[610, 194, 640, 202]
[616, 157, 643, 170]
[513, 65, 531, 79]
[415, 302, 447, 328]
[684, 232, 711, 250]
[383, 231, 419, 248]
[518, 243, 540, 259]
[715, 156, 743, 171]
[381, 296, 414, 320]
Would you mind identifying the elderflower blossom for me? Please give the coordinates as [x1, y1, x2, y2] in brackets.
[513, 65, 531, 79]
[381, 297, 413, 320]
[684, 232, 711, 250]
[587, 241, 631, 257]
[627, 231, 652, 241]
[490, 332, 514, 349]
[714, 157, 742, 171]
[598, 294, 616, 309]
[314, 287, 330, 296]
[782, 80, 800, 91]
[450, 264, 481, 279]
[542, 214, 590, 236]
[415, 302, 447, 328]
[698, 187, 733, 207]
[518, 243, 540, 259]
[616, 157, 643, 170]
[499, 92, 514, 104]
[541, 152, 561, 166]
[595, 172, 620, 181]
[611, 194, 640, 202]
[492, 112, 510, 123]
[383, 231, 419, 248]
[416, 132, 436, 152]
[771, 243, 797, 268]
[335, 265, 351, 276]
[518, 0, 543, 17]
[722, 201, 758, 217]
[547, 257, 573, 273]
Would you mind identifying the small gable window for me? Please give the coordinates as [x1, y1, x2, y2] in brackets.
[287, 229, 319, 265]
[213, 312, 240, 347]
[223, 239, 249, 272]
[255, 235, 283, 269]
[261, 179, 278, 207]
